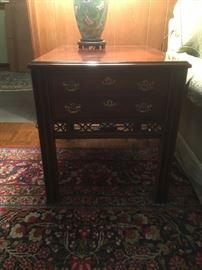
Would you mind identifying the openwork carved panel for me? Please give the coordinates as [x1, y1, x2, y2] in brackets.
[141, 123, 162, 132]
[53, 123, 68, 133]
[53, 121, 162, 138]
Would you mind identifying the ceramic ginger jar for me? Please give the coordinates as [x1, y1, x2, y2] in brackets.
[73, 0, 108, 49]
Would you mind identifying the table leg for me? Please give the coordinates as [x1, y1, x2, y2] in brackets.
[32, 70, 60, 204]
[38, 126, 59, 203]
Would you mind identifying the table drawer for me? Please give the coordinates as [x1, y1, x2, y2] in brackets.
[50, 69, 170, 100]
[50, 95, 167, 120]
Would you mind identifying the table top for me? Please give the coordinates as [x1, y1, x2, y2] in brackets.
[31, 46, 191, 67]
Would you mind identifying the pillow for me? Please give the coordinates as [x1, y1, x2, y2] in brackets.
[168, 0, 202, 58]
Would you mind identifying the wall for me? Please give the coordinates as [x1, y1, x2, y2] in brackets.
[5, 0, 33, 71]
[0, 7, 8, 63]
[27, 0, 176, 58]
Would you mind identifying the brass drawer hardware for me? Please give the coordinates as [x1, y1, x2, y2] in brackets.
[65, 103, 81, 114]
[103, 99, 117, 107]
[63, 80, 80, 92]
[102, 76, 116, 85]
[137, 80, 154, 91]
[135, 102, 153, 113]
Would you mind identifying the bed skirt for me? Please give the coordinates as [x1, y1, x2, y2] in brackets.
[175, 132, 202, 204]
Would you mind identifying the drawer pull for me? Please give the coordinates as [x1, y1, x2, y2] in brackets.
[63, 80, 80, 92]
[135, 102, 153, 113]
[137, 80, 154, 91]
[102, 77, 116, 86]
[65, 103, 81, 114]
[103, 99, 117, 108]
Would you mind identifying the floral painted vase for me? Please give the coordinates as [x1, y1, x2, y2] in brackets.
[73, 0, 108, 49]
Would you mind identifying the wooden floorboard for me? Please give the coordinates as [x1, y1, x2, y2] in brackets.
[0, 123, 159, 148]
[0, 123, 39, 147]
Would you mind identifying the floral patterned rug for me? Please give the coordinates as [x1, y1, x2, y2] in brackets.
[0, 147, 202, 269]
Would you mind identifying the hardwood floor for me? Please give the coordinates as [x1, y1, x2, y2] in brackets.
[0, 123, 39, 147]
[0, 123, 158, 149]
[0, 123, 159, 148]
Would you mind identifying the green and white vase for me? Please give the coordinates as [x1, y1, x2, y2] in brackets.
[73, 0, 108, 49]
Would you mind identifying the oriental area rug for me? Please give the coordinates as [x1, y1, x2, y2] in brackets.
[0, 147, 202, 269]
[0, 71, 35, 122]
[0, 72, 32, 92]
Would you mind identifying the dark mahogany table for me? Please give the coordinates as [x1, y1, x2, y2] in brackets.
[29, 46, 190, 204]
